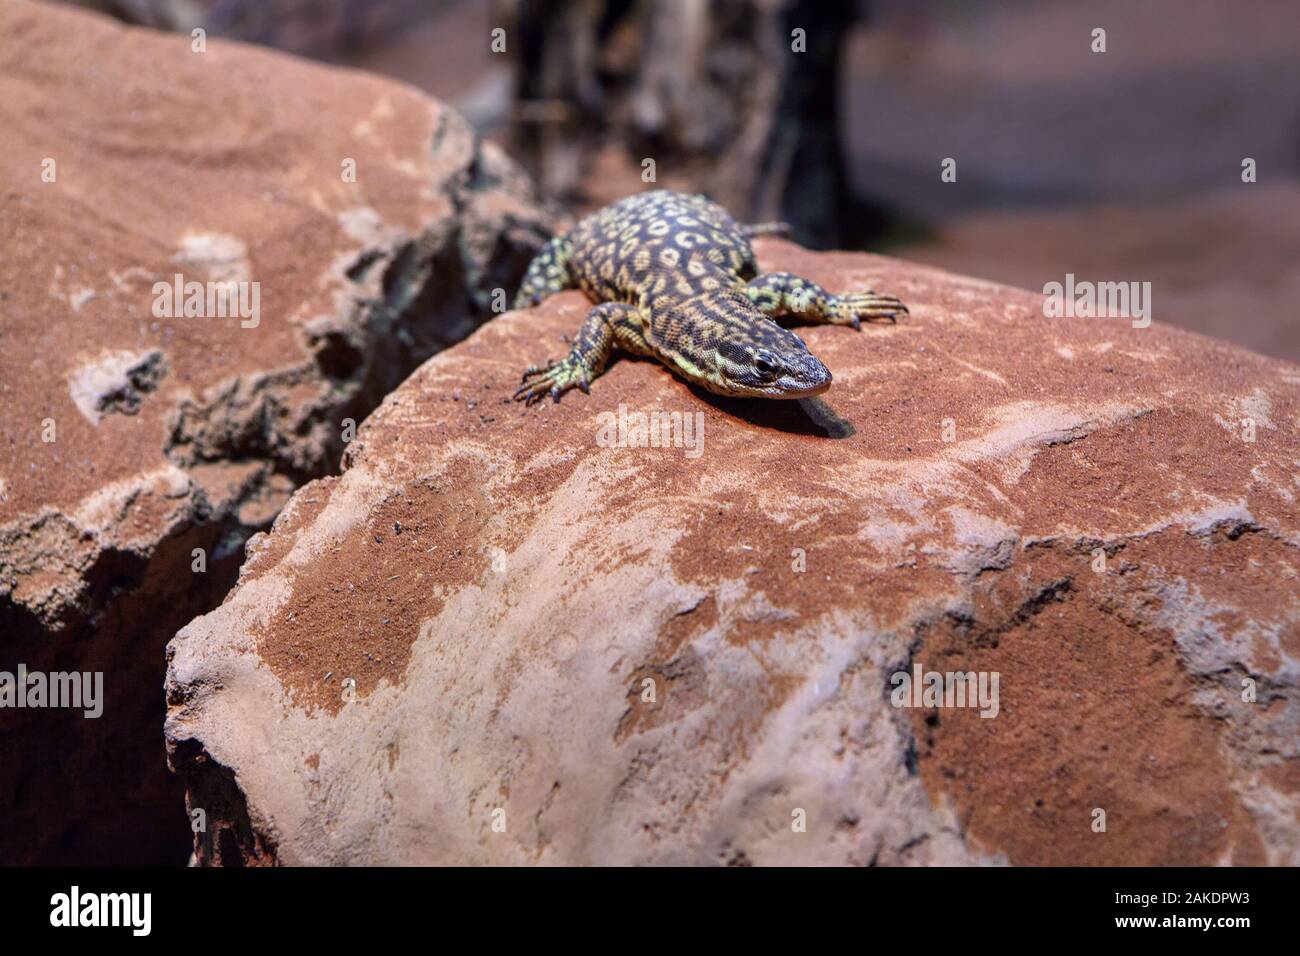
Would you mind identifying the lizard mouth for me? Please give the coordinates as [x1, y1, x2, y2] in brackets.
[772, 356, 833, 398]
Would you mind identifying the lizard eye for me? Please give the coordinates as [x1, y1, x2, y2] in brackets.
[753, 356, 779, 378]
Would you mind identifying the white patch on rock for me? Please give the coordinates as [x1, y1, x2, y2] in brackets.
[857, 512, 935, 561]
[949, 356, 1009, 386]
[67, 348, 168, 424]
[338, 207, 393, 245]
[940, 506, 1019, 575]
[1215, 387, 1275, 433]
[951, 401, 1146, 465]
[172, 233, 250, 284]
[72, 465, 192, 531]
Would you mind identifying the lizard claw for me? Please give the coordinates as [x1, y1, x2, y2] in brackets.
[518, 357, 562, 386]
[514, 355, 591, 405]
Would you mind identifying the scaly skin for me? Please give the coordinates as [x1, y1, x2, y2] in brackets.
[513, 190, 907, 405]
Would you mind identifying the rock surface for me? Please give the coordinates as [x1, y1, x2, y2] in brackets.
[0, 0, 549, 864]
[166, 241, 1300, 865]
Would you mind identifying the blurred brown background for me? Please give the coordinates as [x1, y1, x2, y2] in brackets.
[68, 0, 1300, 361]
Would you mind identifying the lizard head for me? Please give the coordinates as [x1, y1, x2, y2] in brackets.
[713, 332, 833, 399]
[665, 292, 832, 399]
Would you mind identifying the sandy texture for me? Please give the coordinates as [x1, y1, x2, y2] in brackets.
[0, 0, 549, 863]
[166, 241, 1300, 865]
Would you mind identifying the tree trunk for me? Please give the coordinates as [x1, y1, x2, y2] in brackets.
[507, 0, 875, 248]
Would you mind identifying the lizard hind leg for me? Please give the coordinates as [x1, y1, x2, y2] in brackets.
[514, 302, 648, 405]
[513, 235, 576, 309]
[745, 271, 908, 329]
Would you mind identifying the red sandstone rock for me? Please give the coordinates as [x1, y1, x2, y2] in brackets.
[166, 241, 1300, 865]
[0, 0, 549, 864]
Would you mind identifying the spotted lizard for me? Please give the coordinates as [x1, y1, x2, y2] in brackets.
[512, 190, 907, 404]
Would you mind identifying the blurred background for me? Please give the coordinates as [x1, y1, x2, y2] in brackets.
[66, 0, 1300, 361]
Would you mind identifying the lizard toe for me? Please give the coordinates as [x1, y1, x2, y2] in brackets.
[515, 354, 591, 406]
[836, 291, 908, 325]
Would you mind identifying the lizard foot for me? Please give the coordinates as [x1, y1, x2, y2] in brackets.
[828, 292, 909, 329]
[514, 356, 592, 406]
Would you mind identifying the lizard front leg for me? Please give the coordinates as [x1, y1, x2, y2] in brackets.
[745, 271, 907, 329]
[514, 302, 649, 405]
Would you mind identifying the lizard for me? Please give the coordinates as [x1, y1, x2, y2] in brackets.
[512, 190, 907, 405]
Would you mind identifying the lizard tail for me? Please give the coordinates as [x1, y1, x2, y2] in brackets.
[740, 221, 793, 240]
[514, 235, 575, 310]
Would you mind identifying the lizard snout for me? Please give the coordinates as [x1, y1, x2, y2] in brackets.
[779, 353, 832, 398]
